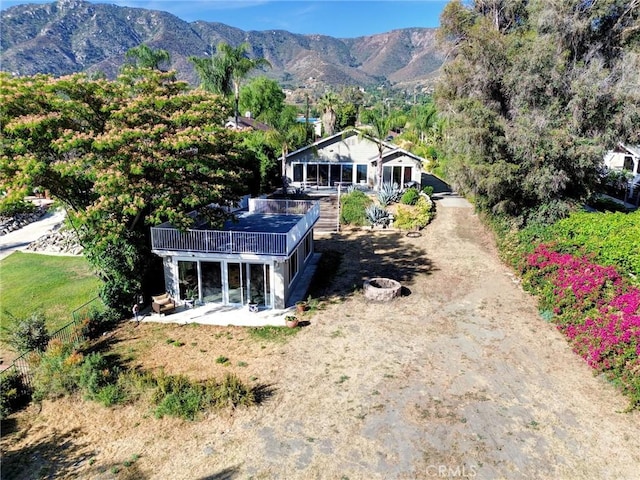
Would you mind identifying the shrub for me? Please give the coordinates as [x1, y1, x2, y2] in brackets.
[205, 372, 256, 409]
[31, 339, 83, 401]
[152, 371, 254, 420]
[0, 198, 36, 217]
[421, 185, 434, 196]
[80, 307, 122, 339]
[523, 244, 640, 410]
[340, 190, 372, 226]
[377, 182, 402, 206]
[78, 352, 126, 406]
[516, 210, 640, 283]
[0, 370, 30, 419]
[393, 195, 434, 230]
[6, 312, 50, 353]
[400, 188, 420, 205]
[365, 205, 392, 227]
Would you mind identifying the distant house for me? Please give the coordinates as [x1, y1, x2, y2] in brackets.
[284, 129, 424, 189]
[604, 144, 640, 176]
[150, 198, 319, 310]
[296, 116, 322, 138]
[225, 114, 272, 132]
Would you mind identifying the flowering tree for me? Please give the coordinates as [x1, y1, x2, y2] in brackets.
[0, 70, 253, 313]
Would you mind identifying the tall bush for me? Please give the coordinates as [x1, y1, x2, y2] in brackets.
[30, 339, 83, 401]
[6, 312, 50, 353]
[340, 190, 372, 226]
[0, 370, 30, 419]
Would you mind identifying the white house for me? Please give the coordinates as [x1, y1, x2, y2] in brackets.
[604, 143, 640, 176]
[150, 198, 319, 310]
[285, 129, 424, 190]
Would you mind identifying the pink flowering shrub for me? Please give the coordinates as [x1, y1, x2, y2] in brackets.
[524, 244, 640, 410]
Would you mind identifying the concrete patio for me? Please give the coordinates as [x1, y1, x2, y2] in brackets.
[134, 301, 298, 327]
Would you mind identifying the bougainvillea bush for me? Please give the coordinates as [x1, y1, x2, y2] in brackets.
[517, 210, 640, 284]
[523, 244, 640, 410]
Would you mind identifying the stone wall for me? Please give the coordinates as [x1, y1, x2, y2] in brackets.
[0, 206, 48, 236]
[26, 228, 84, 255]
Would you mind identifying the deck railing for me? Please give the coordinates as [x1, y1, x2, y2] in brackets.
[248, 198, 315, 215]
[151, 200, 319, 257]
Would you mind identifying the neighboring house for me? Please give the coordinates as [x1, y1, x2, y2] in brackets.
[150, 198, 319, 310]
[285, 129, 424, 190]
[296, 116, 322, 138]
[225, 114, 272, 132]
[604, 143, 640, 176]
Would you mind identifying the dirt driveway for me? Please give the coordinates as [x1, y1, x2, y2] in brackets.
[2, 198, 639, 479]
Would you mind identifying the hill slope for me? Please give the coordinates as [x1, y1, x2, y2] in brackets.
[0, 0, 444, 89]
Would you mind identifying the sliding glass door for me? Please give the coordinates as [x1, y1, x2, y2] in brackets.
[201, 261, 222, 303]
[227, 262, 243, 304]
[225, 262, 272, 307]
[248, 263, 271, 307]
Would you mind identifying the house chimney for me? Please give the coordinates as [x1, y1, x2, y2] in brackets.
[245, 111, 251, 118]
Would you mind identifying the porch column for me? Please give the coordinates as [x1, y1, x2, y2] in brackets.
[273, 260, 286, 309]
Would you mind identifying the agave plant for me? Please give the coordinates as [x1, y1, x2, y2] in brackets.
[365, 204, 392, 227]
[377, 182, 402, 206]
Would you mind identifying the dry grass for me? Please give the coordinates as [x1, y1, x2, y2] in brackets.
[2, 205, 640, 479]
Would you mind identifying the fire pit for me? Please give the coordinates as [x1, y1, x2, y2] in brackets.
[363, 277, 402, 301]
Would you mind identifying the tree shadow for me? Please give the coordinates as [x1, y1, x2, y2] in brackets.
[252, 383, 276, 405]
[309, 230, 435, 300]
[1, 427, 95, 479]
[197, 466, 241, 480]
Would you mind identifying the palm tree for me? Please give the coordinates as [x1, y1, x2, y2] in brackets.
[318, 92, 339, 137]
[124, 44, 171, 70]
[348, 113, 401, 189]
[265, 120, 308, 194]
[190, 42, 271, 128]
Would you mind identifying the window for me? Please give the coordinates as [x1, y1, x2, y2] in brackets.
[330, 164, 341, 186]
[342, 164, 353, 183]
[624, 156, 634, 171]
[383, 165, 413, 186]
[293, 164, 303, 182]
[308, 164, 318, 183]
[289, 252, 298, 285]
[356, 164, 368, 184]
[305, 232, 313, 260]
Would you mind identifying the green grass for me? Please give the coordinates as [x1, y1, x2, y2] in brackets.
[248, 325, 300, 342]
[0, 251, 102, 340]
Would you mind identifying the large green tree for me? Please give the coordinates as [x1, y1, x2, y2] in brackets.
[1, 70, 252, 313]
[437, 0, 640, 225]
[239, 76, 286, 126]
[190, 42, 271, 129]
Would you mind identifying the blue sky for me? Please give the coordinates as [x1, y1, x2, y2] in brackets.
[1, 1, 448, 37]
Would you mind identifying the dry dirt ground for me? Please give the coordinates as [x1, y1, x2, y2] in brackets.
[2, 200, 640, 480]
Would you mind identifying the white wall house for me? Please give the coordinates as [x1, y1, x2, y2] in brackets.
[285, 130, 424, 190]
[604, 144, 640, 176]
[150, 198, 319, 310]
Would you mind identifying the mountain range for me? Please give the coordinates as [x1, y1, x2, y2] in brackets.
[0, 0, 445, 91]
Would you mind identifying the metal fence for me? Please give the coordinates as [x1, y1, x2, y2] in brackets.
[0, 297, 100, 395]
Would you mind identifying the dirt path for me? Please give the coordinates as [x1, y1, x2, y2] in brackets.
[2, 200, 639, 479]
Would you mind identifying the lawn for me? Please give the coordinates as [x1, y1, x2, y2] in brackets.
[0, 251, 102, 341]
